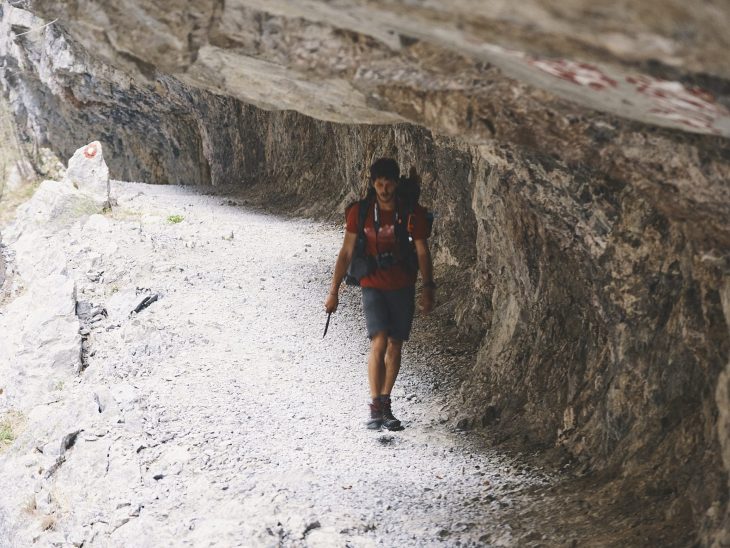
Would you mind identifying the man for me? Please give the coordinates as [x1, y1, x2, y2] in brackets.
[325, 158, 435, 430]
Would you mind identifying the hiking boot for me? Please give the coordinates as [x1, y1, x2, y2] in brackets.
[379, 395, 404, 431]
[366, 402, 384, 430]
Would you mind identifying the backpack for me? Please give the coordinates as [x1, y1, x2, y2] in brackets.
[345, 170, 433, 286]
[394, 167, 433, 271]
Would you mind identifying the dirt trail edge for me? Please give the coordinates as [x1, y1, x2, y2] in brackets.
[7, 181, 576, 547]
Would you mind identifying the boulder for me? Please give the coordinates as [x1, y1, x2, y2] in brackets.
[64, 141, 111, 208]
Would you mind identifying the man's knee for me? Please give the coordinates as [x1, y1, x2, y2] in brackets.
[370, 331, 388, 355]
[387, 338, 403, 350]
[386, 338, 403, 357]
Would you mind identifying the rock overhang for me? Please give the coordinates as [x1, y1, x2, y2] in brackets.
[18, 0, 730, 138]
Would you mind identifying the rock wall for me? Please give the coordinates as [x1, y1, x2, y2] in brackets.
[2, 2, 730, 542]
[465, 140, 730, 542]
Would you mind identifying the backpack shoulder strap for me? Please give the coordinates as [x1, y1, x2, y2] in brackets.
[357, 197, 370, 236]
[399, 198, 416, 236]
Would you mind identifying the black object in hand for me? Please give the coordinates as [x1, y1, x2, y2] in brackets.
[323, 312, 332, 338]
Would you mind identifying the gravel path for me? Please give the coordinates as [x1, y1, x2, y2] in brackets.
[43, 181, 556, 547]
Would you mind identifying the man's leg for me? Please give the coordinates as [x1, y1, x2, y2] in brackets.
[367, 331, 388, 398]
[383, 337, 403, 396]
[365, 331, 388, 429]
[379, 337, 405, 430]
[376, 337, 403, 431]
[377, 285, 414, 431]
[362, 287, 391, 429]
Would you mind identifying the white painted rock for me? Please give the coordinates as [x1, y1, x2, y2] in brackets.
[64, 141, 110, 206]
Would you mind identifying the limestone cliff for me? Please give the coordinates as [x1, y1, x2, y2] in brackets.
[1, 1, 729, 543]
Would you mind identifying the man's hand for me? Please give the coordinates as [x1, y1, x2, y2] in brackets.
[419, 287, 434, 314]
[325, 292, 339, 313]
[325, 232, 356, 314]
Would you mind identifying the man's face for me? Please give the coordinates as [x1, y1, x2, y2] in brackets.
[373, 176, 397, 204]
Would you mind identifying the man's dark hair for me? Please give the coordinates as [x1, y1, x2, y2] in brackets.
[370, 158, 400, 182]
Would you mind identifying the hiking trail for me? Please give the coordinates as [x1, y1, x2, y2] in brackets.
[21, 180, 561, 547]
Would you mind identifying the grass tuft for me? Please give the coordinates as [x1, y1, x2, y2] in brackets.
[0, 411, 26, 454]
[167, 214, 184, 224]
[0, 421, 14, 444]
[21, 496, 37, 515]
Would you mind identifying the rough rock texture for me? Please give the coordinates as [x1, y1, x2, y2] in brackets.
[0, 142, 112, 411]
[51, 0, 730, 84]
[22, 0, 730, 136]
[0, 94, 37, 226]
[1, 1, 729, 543]
[718, 280, 730, 546]
[0, 142, 111, 545]
[465, 140, 730, 543]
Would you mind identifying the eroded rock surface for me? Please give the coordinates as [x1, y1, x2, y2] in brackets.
[0, 142, 111, 413]
[20, 0, 730, 136]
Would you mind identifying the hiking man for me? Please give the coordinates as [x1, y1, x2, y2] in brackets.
[325, 158, 435, 430]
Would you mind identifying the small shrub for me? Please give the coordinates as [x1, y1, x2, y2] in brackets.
[167, 214, 184, 224]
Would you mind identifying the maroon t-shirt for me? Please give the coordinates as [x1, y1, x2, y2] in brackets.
[346, 201, 429, 290]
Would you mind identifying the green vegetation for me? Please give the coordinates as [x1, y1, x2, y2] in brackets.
[0, 411, 25, 453]
[167, 214, 184, 224]
[0, 421, 14, 444]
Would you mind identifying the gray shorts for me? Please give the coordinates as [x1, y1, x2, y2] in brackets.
[361, 286, 416, 341]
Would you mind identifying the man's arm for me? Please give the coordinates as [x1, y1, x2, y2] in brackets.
[325, 231, 357, 313]
[414, 239, 435, 314]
